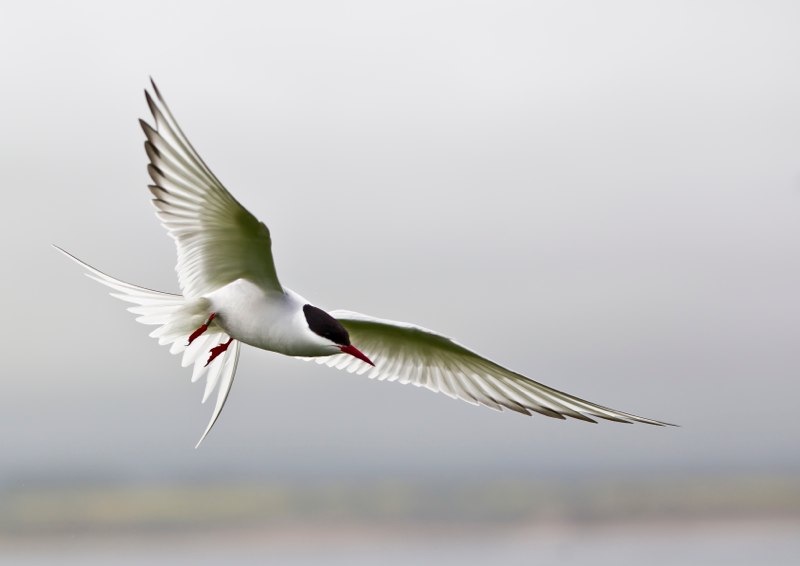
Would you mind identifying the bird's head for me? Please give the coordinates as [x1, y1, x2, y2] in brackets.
[302, 304, 374, 366]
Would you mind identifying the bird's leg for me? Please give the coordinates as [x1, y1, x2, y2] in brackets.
[187, 313, 217, 346]
[205, 337, 233, 367]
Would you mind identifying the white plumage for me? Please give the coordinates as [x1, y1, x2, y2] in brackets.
[58, 80, 673, 446]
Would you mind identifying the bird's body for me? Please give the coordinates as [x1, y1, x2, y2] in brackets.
[58, 80, 673, 446]
[208, 280, 330, 357]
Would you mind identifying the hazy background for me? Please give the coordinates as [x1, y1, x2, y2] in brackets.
[1, 1, 799, 563]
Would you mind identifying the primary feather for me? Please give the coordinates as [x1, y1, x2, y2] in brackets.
[312, 311, 673, 426]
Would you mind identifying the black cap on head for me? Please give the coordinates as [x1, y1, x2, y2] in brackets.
[303, 304, 350, 346]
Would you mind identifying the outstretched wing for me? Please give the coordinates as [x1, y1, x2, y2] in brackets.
[142, 79, 283, 298]
[312, 310, 673, 426]
[55, 247, 241, 447]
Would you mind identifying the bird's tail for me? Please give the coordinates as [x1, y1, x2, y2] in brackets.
[54, 246, 240, 447]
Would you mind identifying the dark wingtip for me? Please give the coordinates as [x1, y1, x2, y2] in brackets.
[150, 77, 163, 101]
[574, 414, 598, 424]
[148, 184, 167, 199]
[631, 417, 679, 427]
[138, 118, 155, 137]
[147, 163, 165, 183]
[144, 90, 157, 118]
[144, 139, 161, 159]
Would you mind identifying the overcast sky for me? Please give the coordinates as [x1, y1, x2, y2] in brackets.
[1, 1, 798, 485]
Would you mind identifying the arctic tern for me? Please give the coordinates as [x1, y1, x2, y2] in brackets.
[57, 80, 673, 447]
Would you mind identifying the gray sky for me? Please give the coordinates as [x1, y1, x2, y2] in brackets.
[1, 1, 799, 485]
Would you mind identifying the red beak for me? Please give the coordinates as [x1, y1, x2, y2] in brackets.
[339, 344, 374, 366]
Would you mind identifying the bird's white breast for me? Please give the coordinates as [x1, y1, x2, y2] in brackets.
[206, 279, 329, 357]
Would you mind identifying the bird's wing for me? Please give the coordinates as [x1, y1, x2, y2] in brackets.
[55, 246, 241, 447]
[141, 80, 283, 298]
[312, 310, 673, 426]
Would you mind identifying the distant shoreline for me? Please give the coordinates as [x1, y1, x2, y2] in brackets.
[2, 474, 798, 537]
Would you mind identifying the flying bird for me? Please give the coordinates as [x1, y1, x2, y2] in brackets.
[57, 81, 673, 447]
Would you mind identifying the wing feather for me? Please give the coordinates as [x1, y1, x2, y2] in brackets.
[310, 310, 674, 426]
[142, 80, 283, 298]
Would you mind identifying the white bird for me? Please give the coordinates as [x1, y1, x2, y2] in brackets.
[57, 80, 673, 447]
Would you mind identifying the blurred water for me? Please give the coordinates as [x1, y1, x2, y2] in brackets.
[3, 520, 798, 566]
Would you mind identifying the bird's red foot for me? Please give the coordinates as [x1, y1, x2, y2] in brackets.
[205, 337, 233, 367]
[188, 313, 217, 346]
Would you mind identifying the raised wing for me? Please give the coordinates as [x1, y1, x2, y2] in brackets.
[314, 310, 673, 426]
[55, 247, 241, 447]
[142, 80, 282, 298]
